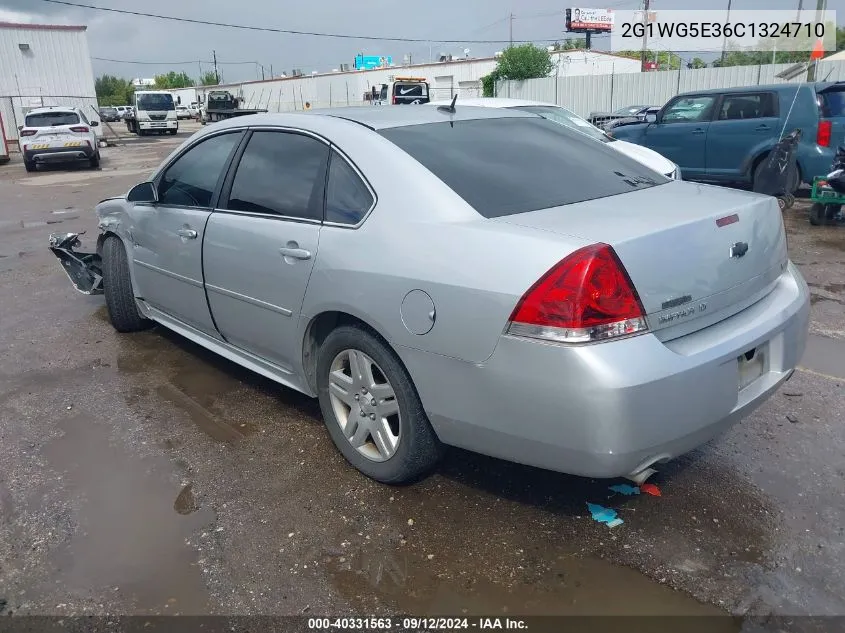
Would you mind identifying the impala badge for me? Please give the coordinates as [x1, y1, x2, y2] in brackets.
[730, 241, 749, 259]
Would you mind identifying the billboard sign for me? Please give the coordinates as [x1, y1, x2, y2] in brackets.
[354, 55, 393, 70]
[566, 8, 614, 32]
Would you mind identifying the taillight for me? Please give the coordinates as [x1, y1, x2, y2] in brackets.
[392, 94, 397, 104]
[70, 126, 89, 133]
[20, 129, 36, 136]
[507, 243, 648, 344]
[817, 120, 832, 147]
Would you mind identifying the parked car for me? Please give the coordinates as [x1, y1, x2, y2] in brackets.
[176, 105, 192, 120]
[48, 106, 808, 484]
[604, 106, 662, 132]
[610, 82, 845, 191]
[429, 98, 679, 179]
[99, 106, 121, 122]
[589, 105, 660, 129]
[19, 106, 100, 172]
[188, 104, 200, 119]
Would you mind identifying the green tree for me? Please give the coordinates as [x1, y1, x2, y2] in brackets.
[687, 57, 707, 69]
[199, 71, 219, 86]
[551, 38, 586, 51]
[154, 71, 194, 89]
[95, 74, 135, 106]
[481, 44, 554, 97]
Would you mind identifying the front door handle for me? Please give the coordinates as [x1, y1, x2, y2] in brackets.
[279, 247, 312, 260]
[755, 125, 770, 132]
[691, 128, 705, 135]
[177, 228, 198, 239]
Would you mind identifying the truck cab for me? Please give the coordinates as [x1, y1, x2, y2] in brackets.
[374, 78, 430, 105]
[128, 90, 177, 135]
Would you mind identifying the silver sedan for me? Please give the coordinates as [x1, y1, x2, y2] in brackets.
[49, 105, 810, 484]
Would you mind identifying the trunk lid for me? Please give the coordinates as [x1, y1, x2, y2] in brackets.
[495, 181, 788, 340]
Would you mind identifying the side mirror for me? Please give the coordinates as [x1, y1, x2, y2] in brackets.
[91, 120, 99, 127]
[17, 125, 23, 131]
[127, 181, 157, 204]
[645, 113, 658, 123]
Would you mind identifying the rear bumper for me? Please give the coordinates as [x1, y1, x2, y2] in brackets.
[24, 145, 94, 163]
[798, 146, 835, 182]
[402, 261, 810, 478]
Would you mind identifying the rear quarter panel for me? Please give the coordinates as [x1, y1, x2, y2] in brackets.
[295, 118, 590, 364]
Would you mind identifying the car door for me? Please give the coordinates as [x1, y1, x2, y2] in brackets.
[705, 92, 779, 180]
[640, 94, 717, 177]
[130, 130, 244, 337]
[203, 129, 330, 371]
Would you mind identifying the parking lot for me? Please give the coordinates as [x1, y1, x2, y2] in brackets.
[1, 121, 845, 619]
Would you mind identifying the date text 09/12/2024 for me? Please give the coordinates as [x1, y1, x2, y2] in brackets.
[307, 617, 528, 630]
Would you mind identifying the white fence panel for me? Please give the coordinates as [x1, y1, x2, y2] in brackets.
[499, 61, 845, 119]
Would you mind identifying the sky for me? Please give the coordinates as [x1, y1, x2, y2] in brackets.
[0, 0, 842, 82]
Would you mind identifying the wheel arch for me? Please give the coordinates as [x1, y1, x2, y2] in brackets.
[301, 310, 410, 398]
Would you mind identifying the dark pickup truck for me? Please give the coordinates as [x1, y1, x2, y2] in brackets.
[201, 91, 267, 124]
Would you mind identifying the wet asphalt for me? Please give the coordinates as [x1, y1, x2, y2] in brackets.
[0, 122, 844, 620]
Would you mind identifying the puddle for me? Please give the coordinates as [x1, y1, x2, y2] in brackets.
[40, 415, 213, 614]
[800, 333, 845, 380]
[327, 548, 734, 619]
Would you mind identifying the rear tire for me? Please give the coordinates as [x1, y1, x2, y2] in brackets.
[89, 152, 100, 169]
[102, 236, 152, 333]
[810, 202, 826, 226]
[316, 325, 443, 484]
[24, 160, 36, 172]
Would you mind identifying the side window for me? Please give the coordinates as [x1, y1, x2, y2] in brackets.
[225, 131, 329, 220]
[325, 151, 375, 225]
[661, 95, 716, 124]
[158, 132, 241, 208]
[718, 93, 777, 121]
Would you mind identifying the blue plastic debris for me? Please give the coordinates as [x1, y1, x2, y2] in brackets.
[587, 502, 624, 528]
[609, 484, 640, 496]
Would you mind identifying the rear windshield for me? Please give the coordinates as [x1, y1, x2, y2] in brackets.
[379, 117, 666, 218]
[25, 111, 80, 127]
[393, 83, 428, 98]
[819, 89, 845, 117]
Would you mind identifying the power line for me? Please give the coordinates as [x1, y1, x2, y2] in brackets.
[92, 57, 273, 66]
[41, 0, 562, 44]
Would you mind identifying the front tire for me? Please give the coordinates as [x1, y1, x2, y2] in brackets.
[102, 236, 152, 333]
[168, 128, 177, 135]
[316, 325, 443, 484]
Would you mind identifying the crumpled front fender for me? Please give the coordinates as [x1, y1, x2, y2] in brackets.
[48, 232, 104, 295]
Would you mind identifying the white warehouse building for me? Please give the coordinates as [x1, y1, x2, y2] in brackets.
[185, 50, 639, 113]
[0, 21, 99, 147]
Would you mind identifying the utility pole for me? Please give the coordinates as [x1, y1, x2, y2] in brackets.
[640, 0, 650, 72]
[719, 0, 732, 65]
[270, 64, 273, 79]
[212, 50, 219, 84]
[509, 13, 513, 47]
[808, 0, 826, 80]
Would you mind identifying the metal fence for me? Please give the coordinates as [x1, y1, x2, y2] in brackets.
[497, 60, 845, 119]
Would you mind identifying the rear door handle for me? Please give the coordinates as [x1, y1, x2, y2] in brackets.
[279, 247, 312, 260]
[177, 228, 198, 239]
[755, 125, 770, 132]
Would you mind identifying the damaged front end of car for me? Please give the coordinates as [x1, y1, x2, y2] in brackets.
[48, 232, 103, 295]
